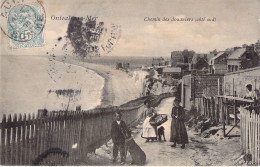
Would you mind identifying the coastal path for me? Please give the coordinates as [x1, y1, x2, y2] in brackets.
[73, 97, 242, 166]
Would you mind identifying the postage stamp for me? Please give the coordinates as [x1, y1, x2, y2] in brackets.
[0, 0, 46, 49]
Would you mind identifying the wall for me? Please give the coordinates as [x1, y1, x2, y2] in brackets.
[214, 64, 228, 74]
[182, 74, 223, 110]
[182, 75, 192, 110]
[224, 66, 260, 96]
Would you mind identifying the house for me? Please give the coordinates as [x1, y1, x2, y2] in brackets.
[227, 48, 244, 72]
[162, 67, 182, 79]
[152, 57, 169, 66]
[116, 62, 130, 69]
[171, 51, 183, 67]
[191, 53, 214, 73]
[227, 46, 259, 72]
[255, 39, 260, 55]
[171, 50, 194, 67]
[209, 51, 230, 74]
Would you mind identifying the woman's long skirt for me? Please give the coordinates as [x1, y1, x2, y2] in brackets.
[170, 118, 188, 144]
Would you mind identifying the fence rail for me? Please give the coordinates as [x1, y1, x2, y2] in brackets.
[197, 95, 260, 164]
[240, 107, 260, 165]
[0, 93, 173, 165]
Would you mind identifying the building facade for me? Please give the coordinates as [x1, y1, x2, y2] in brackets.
[227, 46, 259, 72]
[209, 51, 229, 74]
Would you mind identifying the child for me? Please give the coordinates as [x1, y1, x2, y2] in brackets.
[111, 111, 128, 164]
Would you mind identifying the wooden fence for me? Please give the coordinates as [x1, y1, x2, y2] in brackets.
[198, 96, 255, 124]
[197, 95, 260, 164]
[240, 107, 260, 165]
[0, 93, 173, 165]
[197, 96, 221, 123]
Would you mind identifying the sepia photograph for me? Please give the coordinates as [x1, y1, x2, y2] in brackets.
[1, 0, 260, 166]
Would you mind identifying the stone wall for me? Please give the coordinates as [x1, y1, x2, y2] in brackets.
[224, 66, 260, 96]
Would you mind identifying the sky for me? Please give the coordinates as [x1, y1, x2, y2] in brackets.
[1, 0, 260, 57]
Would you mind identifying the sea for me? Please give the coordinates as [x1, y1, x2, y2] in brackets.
[0, 55, 149, 120]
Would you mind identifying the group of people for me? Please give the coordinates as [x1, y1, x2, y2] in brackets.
[110, 97, 189, 164]
[141, 98, 188, 148]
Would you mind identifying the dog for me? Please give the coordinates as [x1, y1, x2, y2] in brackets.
[158, 126, 166, 142]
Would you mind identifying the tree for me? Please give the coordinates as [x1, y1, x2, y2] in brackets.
[182, 49, 195, 63]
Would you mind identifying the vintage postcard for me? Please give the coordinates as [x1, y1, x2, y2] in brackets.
[1, 0, 260, 166]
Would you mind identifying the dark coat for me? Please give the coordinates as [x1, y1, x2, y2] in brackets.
[111, 120, 128, 143]
[170, 105, 188, 144]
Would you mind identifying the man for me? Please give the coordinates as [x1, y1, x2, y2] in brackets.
[245, 84, 258, 105]
[111, 111, 128, 164]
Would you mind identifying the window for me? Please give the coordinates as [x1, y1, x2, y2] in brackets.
[228, 65, 231, 72]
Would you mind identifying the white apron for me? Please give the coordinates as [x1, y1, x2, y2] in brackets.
[142, 115, 157, 138]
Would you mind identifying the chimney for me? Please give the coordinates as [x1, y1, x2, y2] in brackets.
[246, 45, 254, 54]
[203, 54, 207, 60]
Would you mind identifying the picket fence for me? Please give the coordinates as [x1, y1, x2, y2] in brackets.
[0, 93, 173, 165]
[240, 107, 260, 165]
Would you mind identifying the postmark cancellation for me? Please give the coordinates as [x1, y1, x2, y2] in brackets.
[1, 0, 46, 49]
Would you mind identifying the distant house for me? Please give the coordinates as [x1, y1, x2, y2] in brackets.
[191, 53, 214, 73]
[152, 57, 169, 66]
[171, 51, 183, 67]
[209, 51, 230, 74]
[170, 50, 195, 76]
[116, 62, 130, 69]
[255, 39, 260, 55]
[162, 67, 182, 79]
[227, 46, 259, 72]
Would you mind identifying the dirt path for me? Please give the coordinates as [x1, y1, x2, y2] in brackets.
[72, 97, 242, 166]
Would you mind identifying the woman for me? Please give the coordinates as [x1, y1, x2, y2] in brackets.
[142, 99, 157, 143]
[170, 98, 188, 148]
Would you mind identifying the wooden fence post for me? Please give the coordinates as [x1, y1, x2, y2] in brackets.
[11, 114, 17, 164]
[215, 97, 219, 123]
[6, 115, 12, 165]
[1, 114, 6, 165]
[21, 114, 26, 165]
[256, 112, 258, 166]
[26, 114, 31, 165]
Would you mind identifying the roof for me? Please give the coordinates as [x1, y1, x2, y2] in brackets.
[162, 67, 181, 73]
[227, 48, 246, 59]
[209, 51, 225, 64]
[192, 53, 214, 64]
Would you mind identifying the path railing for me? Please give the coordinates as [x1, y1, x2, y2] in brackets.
[0, 93, 173, 165]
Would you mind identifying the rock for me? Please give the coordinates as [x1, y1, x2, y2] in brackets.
[200, 121, 211, 133]
[203, 133, 210, 138]
[209, 129, 219, 135]
[187, 121, 194, 128]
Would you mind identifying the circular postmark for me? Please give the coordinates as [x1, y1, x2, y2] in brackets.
[67, 16, 121, 57]
[0, 0, 46, 42]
